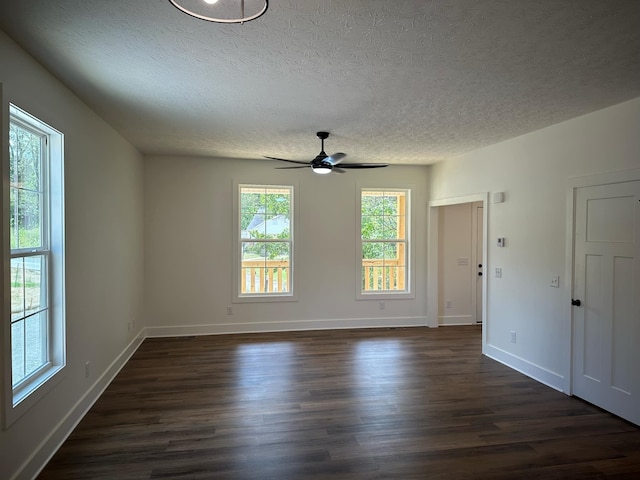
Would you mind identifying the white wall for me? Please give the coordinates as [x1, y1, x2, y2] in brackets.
[430, 97, 640, 392]
[144, 156, 429, 335]
[0, 30, 144, 480]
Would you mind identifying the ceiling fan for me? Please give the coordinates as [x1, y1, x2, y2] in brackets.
[265, 132, 389, 174]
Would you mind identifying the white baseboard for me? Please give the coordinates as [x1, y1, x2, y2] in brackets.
[15, 331, 145, 480]
[484, 343, 566, 393]
[145, 316, 429, 338]
[438, 315, 474, 326]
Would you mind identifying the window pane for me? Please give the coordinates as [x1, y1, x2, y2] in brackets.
[362, 242, 384, 260]
[25, 255, 47, 315]
[11, 258, 25, 322]
[241, 191, 265, 214]
[242, 242, 266, 263]
[382, 215, 399, 239]
[25, 311, 47, 376]
[383, 242, 399, 261]
[265, 191, 290, 216]
[12, 320, 25, 386]
[240, 190, 265, 233]
[383, 194, 399, 215]
[361, 215, 385, 240]
[17, 190, 42, 249]
[266, 242, 290, 261]
[264, 215, 290, 239]
[10, 188, 19, 249]
[245, 215, 266, 238]
[10, 123, 42, 191]
[361, 192, 382, 215]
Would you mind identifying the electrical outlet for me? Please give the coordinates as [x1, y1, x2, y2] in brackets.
[445, 300, 453, 309]
[379, 301, 385, 310]
[510, 331, 517, 343]
[226, 306, 233, 315]
[85, 361, 90, 378]
[495, 267, 503, 278]
[550, 276, 560, 288]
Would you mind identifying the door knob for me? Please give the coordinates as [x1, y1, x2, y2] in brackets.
[571, 299, 582, 307]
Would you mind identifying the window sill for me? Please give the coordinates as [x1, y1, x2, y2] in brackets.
[233, 293, 298, 304]
[357, 291, 415, 300]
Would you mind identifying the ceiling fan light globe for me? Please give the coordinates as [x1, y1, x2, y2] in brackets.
[312, 166, 332, 174]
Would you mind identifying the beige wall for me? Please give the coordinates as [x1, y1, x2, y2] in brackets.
[0, 30, 144, 480]
[143, 156, 430, 334]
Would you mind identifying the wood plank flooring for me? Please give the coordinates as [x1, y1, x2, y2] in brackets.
[38, 326, 640, 479]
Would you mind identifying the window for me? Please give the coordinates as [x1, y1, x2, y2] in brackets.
[6, 104, 65, 418]
[237, 184, 294, 299]
[358, 188, 411, 297]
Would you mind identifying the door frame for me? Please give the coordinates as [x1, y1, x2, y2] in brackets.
[471, 201, 484, 324]
[428, 193, 488, 352]
[566, 167, 640, 395]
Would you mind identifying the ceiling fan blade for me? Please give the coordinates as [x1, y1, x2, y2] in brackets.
[326, 152, 347, 165]
[264, 156, 310, 165]
[338, 163, 389, 169]
[275, 166, 309, 169]
[332, 167, 346, 173]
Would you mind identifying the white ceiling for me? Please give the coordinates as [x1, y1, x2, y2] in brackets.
[1, 0, 639, 165]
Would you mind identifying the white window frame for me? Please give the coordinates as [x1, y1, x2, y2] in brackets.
[232, 182, 298, 303]
[356, 185, 415, 300]
[3, 104, 66, 427]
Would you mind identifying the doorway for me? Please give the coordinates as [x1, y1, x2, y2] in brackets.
[428, 194, 488, 350]
[435, 202, 484, 325]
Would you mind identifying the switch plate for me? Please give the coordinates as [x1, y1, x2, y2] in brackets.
[495, 267, 503, 278]
[445, 300, 452, 309]
[550, 276, 560, 288]
[510, 331, 517, 343]
[226, 306, 233, 315]
[497, 237, 506, 247]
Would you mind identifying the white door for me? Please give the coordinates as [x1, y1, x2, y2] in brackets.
[572, 181, 640, 425]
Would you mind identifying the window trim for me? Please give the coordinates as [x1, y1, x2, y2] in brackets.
[3, 104, 66, 428]
[232, 181, 298, 303]
[356, 185, 415, 300]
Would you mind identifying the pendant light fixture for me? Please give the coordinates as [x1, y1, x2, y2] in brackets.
[168, 0, 268, 24]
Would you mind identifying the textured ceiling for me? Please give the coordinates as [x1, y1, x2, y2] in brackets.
[1, 0, 639, 165]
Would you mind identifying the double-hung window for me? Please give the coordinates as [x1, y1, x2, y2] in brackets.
[236, 184, 294, 299]
[358, 188, 412, 297]
[6, 104, 65, 420]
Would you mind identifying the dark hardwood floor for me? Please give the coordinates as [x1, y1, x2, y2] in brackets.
[39, 326, 640, 479]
